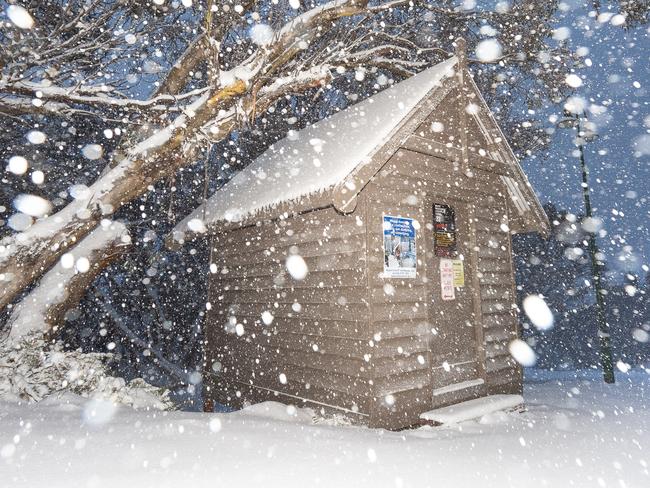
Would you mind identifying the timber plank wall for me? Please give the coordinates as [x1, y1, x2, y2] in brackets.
[203, 86, 523, 427]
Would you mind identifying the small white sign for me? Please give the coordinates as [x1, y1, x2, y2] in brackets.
[440, 258, 455, 300]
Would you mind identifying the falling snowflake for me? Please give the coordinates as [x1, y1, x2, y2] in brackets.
[250, 24, 274, 46]
[565, 74, 583, 88]
[7, 156, 28, 175]
[81, 144, 104, 160]
[286, 255, 308, 280]
[7, 5, 34, 29]
[508, 339, 537, 367]
[261, 311, 274, 325]
[475, 39, 502, 62]
[208, 418, 222, 432]
[31, 171, 45, 185]
[68, 184, 92, 200]
[13, 194, 52, 217]
[187, 218, 207, 233]
[522, 295, 554, 331]
[26, 131, 46, 144]
[76, 257, 90, 273]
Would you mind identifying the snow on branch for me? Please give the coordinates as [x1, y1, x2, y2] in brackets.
[277, 0, 370, 38]
[0, 0, 432, 316]
[368, 0, 518, 17]
[0, 96, 71, 117]
[0, 81, 209, 112]
[4, 221, 131, 343]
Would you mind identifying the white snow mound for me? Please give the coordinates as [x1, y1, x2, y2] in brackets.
[0, 332, 174, 410]
[238, 401, 316, 423]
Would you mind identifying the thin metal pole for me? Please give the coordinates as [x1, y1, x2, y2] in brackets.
[576, 114, 615, 383]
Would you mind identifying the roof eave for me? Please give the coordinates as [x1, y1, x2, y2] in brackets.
[166, 187, 337, 249]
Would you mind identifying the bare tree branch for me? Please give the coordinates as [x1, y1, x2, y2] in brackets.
[0, 0, 582, 344]
[0, 0, 373, 315]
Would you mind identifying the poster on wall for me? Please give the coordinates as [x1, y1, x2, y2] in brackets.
[451, 259, 465, 287]
[383, 215, 417, 278]
[440, 259, 455, 300]
[433, 204, 456, 257]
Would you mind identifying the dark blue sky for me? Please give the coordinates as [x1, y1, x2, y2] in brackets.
[520, 2, 649, 280]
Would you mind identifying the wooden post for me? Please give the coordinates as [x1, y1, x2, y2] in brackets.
[455, 37, 472, 178]
[203, 398, 215, 413]
[202, 233, 217, 411]
[455, 38, 487, 388]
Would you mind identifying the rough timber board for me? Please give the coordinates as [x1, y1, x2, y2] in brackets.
[420, 394, 524, 424]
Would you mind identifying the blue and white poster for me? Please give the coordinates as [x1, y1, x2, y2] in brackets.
[383, 215, 417, 278]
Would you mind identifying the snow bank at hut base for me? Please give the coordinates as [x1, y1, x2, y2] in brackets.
[1, 370, 649, 488]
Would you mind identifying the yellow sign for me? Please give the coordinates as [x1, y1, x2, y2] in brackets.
[451, 259, 465, 287]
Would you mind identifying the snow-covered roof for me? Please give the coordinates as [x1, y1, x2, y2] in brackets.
[176, 56, 458, 233]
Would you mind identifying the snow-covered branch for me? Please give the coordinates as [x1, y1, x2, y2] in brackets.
[368, 0, 518, 17]
[0, 0, 568, 342]
[0, 95, 71, 117]
[0, 81, 209, 112]
[0, 1, 374, 315]
[4, 221, 130, 343]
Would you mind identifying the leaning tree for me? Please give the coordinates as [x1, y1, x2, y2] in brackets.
[1, 0, 639, 349]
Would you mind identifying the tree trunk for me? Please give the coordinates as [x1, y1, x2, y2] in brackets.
[0, 65, 332, 312]
[0, 0, 369, 316]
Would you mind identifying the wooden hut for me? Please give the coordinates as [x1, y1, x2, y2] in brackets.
[173, 41, 549, 429]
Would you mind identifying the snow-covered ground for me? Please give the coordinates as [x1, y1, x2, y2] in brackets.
[1, 370, 648, 488]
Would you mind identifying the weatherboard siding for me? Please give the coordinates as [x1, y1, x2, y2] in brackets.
[200, 58, 540, 428]
[205, 204, 373, 416]
[363, 168, 432, 428]
[476, 197, 522, 393]
[361, 137, 522, 427]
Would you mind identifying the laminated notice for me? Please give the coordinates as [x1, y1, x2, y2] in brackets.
[383, 215, 417, 278]
[440, 258, 455, 300]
